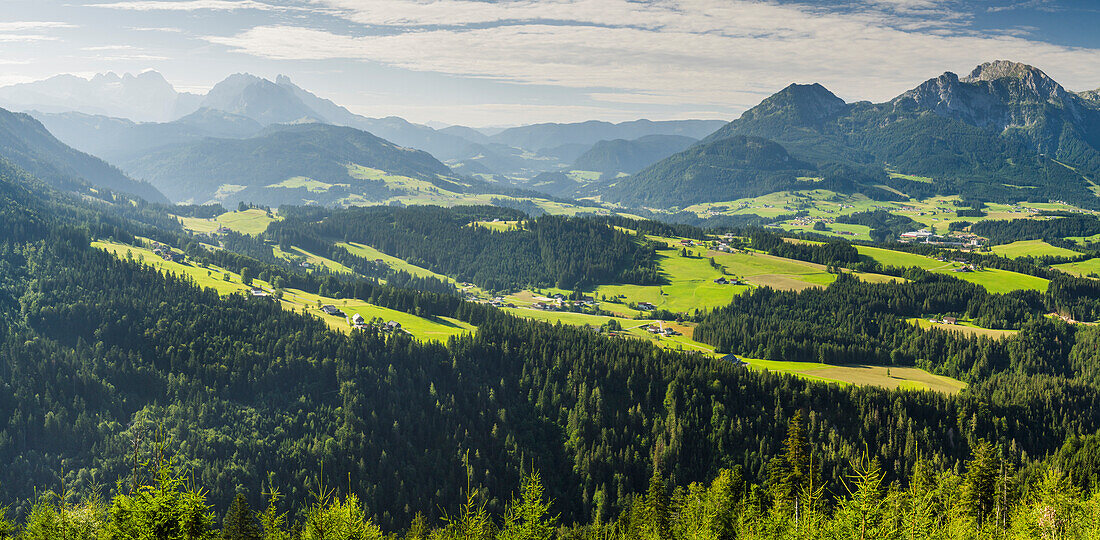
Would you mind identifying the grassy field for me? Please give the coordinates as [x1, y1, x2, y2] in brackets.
[273, 245, 354, 274]
[990, 240, 1079, 259]
[469, 220, 521, 232]
[503, 304, 964, 393]
[92, 239, 470, 342]
[594, 244, 750, 314]
[1053, 258, 1100, 279]
[267, 176, 345, 193]
[177, 209, 279, 236]
[908, 318, 1018, 339]
[855, 245, 1049, 293]
[888, 172, 934, 184]
[338, 242, 459, 283]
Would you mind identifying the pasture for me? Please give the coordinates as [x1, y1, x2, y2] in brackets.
[1053, 258, 1100, 279]
[177, 208, 279, 236]
[990, 240, 1079, 259]
[855, 245, 1049, 294]
[273, 245, 354, 274]
[908, 318, 1018, 339]
[92, 239, 470, 342]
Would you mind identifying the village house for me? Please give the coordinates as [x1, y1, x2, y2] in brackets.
[320, 305, 345, 317]
[385, 321, 402, 331]
[720, 353, 747, 367]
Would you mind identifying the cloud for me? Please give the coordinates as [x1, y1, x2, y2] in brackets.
[0, 22, 77, 31]
[0, 21, 76, 42]
[205, 0, 1100, 112]
[88, 0, 289, 11]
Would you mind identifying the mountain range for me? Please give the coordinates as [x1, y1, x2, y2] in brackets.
[4, 61, 1099, 212]
[0, 107, 167, 203]
[5, 71, 723, 184]
[602, 60, 1100, 210]
[0, 71, 200, 123]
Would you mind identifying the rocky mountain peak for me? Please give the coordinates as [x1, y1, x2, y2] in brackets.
[964, 60, 1044, 82]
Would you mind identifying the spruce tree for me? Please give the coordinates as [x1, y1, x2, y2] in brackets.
[222, 494, 261, 540]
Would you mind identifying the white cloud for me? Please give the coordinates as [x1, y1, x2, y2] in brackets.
[0, 22, 77, 31]
[88, 0, 288, 11]
[205, 0, 1100, 114]
[0, 21, 76, 42]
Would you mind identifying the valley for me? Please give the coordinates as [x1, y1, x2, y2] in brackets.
[5, 49, 1100, 538]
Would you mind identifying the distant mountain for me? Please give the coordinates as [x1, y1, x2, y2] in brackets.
[1080, 88, 1100, 106]
[117, 123, 457, 206]
[572, 134, 697, 175]
[32, 108, 264, 163]
[0, 107, 167, 203]
[648, 61, 1100, 209]
[0, 71, 200, 122]
[200, 74, 323, 126]
[490, 119, 727, 152]
[601, 136, 826, 208]
[438, 125, 492, 145]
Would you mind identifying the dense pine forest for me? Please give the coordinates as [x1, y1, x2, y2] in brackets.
[5, 152, 1100, 538]
[267, 205, 663, 290]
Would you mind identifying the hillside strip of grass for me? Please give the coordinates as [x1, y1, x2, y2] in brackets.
[990, 239, 1080, 259]
[856, 245, 1049, 293]
[92, 240, 470, 342]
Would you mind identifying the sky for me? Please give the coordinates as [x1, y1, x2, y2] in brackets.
[1, 0, 1100, 126]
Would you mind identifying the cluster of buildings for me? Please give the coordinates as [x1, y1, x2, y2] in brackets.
[348, 313, 403, 332]
[929, 316, 958, 325]
[150, 243, 185, 263]
[642, 322, 680, 337]
[713, 277, 744, 285]
[899, 229, 981, 248]
[530, 293, 598, 312]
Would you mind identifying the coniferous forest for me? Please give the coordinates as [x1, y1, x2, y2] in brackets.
[5, 139, 1100, 538]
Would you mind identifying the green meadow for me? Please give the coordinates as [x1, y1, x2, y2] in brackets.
[990, 240, 1079, 259]
[273, 245, 354, 274]
[93, 240, 469, 342]
[177, 208, 279, 236]
[503, 303, 964, 394]
[856, 245, 1049, 293]
[1053, 258, 1100, 278]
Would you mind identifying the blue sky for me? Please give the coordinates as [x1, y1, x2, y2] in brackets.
[1, 0, 1099, 126]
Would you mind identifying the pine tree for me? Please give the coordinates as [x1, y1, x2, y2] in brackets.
[498, 472, 557, 540]
[222, 494, 261, 540]
[769, 411, 812, 523]
[961, 440, 1001, 525]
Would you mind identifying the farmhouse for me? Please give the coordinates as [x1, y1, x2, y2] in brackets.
[385, 321, 402, 331]
[636, 302, 656, 311]
[942, 317, 958, 325]
[250, 287, 269, 297]
[720, 353, 747, 367]
[714, 277, 729, 285]
[320, 305, 345, 317]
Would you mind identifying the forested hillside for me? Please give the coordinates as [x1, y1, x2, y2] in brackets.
[269, 205, 663, 289]
[118, 123, 456, 205]
[5, 136, 1100, 537]
[0, 106, 167, 203]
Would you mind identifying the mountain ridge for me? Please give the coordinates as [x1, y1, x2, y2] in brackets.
[638, 60, 1100, 210]
[0, 106, 168, 203]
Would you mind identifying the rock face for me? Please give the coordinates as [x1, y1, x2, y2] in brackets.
[891, 61, 1097, 154]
